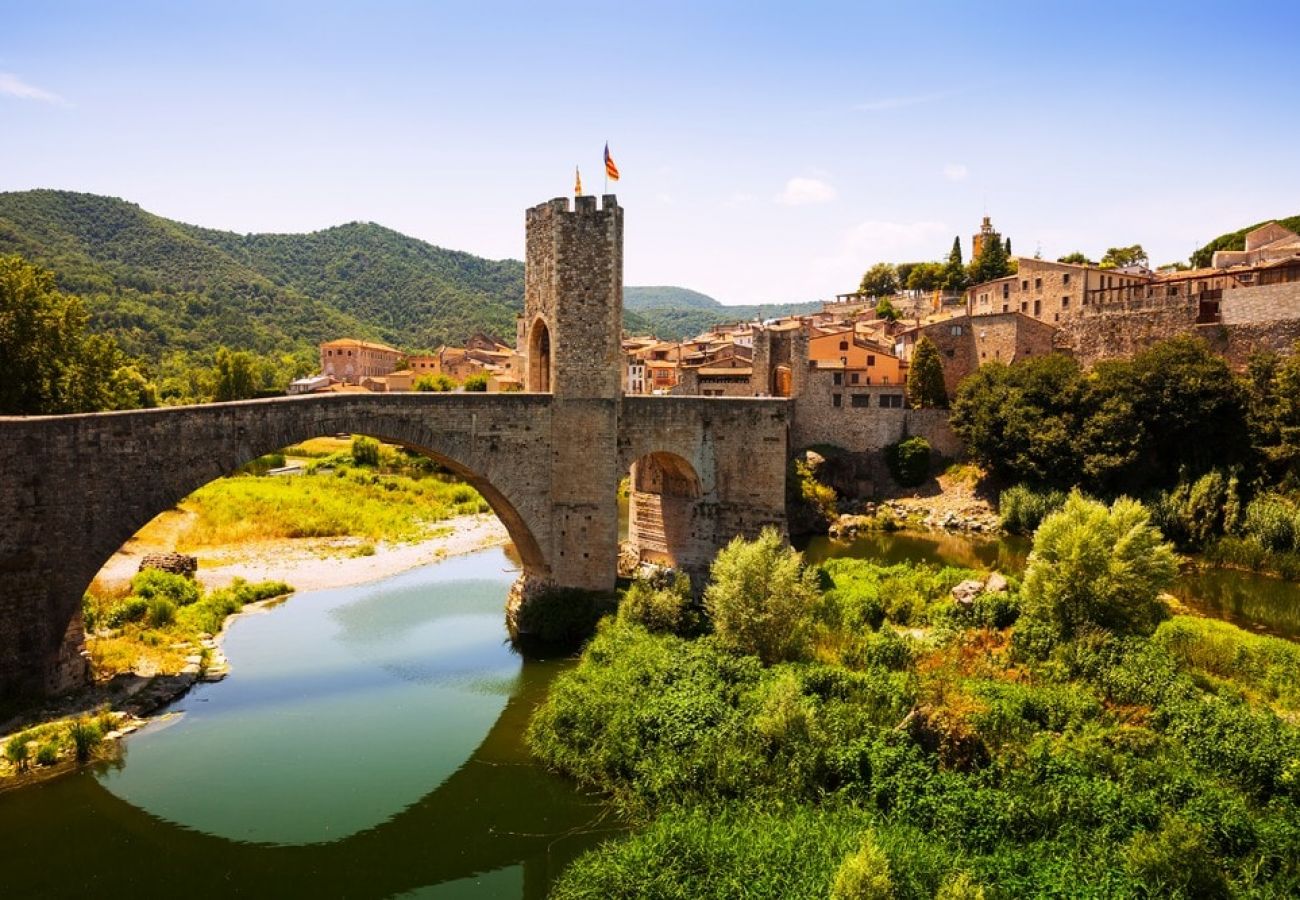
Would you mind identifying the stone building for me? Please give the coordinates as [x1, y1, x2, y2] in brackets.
[319, 339, 403, 384]
[1211, 222, 1300, 268]
[895, 312, 1058, 396]
[967, 257, 1149, 326]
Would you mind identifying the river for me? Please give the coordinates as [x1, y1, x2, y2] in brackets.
[802, 529, 1300, 641]
[0, 547, 621, 899]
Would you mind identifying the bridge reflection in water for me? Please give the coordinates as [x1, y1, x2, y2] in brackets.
[0, 548, 623, 899]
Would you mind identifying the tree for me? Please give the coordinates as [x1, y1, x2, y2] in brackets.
[0, 254, 138, 414]
[950, 353, 1084, 486]
[1004, 237, 1012, 257]
[1057, 251, 1096, 266]
[1020, 492, 1178, 642]
[213, 346, 257, 402]
[942, 236, 967, 292]
[703, 527, 820, 665]
[1100, 244, 1148, 269]
[969, 228, 1012, 285]
[906, 335, 948, 409]
[894, 262, 920, 288]
[875, 297, 901, 322]
[906, 261, 945, 292]
[415, 372, 456, 392]
[462, 372, 489, 391]
[858, 262, 899, 298]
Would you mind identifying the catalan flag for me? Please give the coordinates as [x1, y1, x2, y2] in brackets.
[575, 166, 582, 196]
[604, 142, 620, 181]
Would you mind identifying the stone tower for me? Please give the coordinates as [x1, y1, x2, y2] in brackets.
[522, 195, 624, 592]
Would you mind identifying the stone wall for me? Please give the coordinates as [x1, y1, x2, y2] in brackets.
[791, 368, 961, 457]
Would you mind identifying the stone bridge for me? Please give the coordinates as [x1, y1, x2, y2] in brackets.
[0, 193, 792, 699]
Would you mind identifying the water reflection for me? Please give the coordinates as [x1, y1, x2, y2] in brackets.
[0, 547, 620, 898]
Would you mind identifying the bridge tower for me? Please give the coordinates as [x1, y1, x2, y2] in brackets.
[520, 195, 624, 595]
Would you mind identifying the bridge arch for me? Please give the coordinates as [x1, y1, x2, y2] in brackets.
[0, 393, 558, 698]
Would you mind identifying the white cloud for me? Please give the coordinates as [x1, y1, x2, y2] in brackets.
[943, 163, 969, 182]
[0, 72, 65, 105]
[776, 176, 836, 206]
[855, 90, 957, 112]
[811, 220, 950, 294]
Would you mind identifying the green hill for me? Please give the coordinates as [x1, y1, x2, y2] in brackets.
[1191, 215, 1300, 268]
[624, 285, 723, 311]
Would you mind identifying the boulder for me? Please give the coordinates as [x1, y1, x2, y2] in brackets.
[951, 579, 985, 605]
[984, 572, 1009, 594]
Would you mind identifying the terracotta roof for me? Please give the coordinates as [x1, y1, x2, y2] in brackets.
[320, 338, 402, 353]
[698, 366, 753, 376]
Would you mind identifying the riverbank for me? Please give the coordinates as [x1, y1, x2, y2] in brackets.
[1, 513, 513, 789]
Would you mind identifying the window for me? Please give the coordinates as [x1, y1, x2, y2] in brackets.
[851, 394, 870, 408]
[879, 394, 904, 408]
[1061, 296, 1070, 308]
[831, 372, 843, 385]
[839, 340, 849, 351]
[832, 393, 842, 407]
[945, 349, 955, 359]
[850, 372, 860, 384]
[950, 324, 963, 336]
[1021, 280, 1029, 291]
[1021, 301, 1027, 312]
[1002, 283, 1010, 298]
[1034, 299, 1042, 315]
[1035, 278, 1043, 291]
[1002, 303, 1008, 313]
[867, 355, 876, 366]
[1063, 273, 1071, 285]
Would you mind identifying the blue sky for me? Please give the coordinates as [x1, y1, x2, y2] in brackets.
[3, 1, 1298, 304]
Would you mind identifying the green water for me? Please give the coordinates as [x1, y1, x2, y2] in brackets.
[802, 530, 1300, 641]
[0, 548, 620, 898]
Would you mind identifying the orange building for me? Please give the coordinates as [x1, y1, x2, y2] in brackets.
[807, 328, 905, 385]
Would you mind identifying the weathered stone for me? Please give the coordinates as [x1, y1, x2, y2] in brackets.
[138, 552, 197, 577]
[985, 572, 1009, 594]
[951, 579, 985, 605]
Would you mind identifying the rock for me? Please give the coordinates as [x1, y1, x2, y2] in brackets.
[138, 552, 198, 577]
[985, 572, 1009, 594]
[951, 579, 985, 605]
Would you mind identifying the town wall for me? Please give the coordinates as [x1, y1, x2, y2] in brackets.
[791, 368, 961, 458]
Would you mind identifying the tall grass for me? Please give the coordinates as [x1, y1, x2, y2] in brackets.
[174, 468, 487, 548]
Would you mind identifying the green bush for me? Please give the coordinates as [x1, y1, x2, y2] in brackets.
[4, 733, 31, 771]
[415, 373, 456, 392]
[131, 568, 200, 607]
[514, 587, 604, 649]
[144, 595, 176, 628]
[68, 718, 103, 763]
[998, 484, 1066, 535]
[462, 373, 489, 391]
[618, 574, 699, 636]
[105, 596, 149, 628]
[350, 435, 381, 467]
[830, 831, 893, 900]
[1020, 492, 1178, 647]
[35, 743, 59, 766]
[704, 527, 820, 665]
[884, 436, 931, 487]
[1124, 817, 1228, 899]
[1244, 493, 1296, 552]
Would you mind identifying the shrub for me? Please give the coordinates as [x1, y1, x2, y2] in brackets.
[144, 595, 176, 628]
[830, 832, 893, 900]
[1124, 817, 1228, 899]
[131, 568, 200, 607]
[34, 743, 58, 766]
[462, 373, 489, 391]
[350, 435, 381, 467]
[618, 574, 699, 636]
[515, 587, 604, 649]
[936, 871, 987, 899]
[69, 718, 103, 762]
[1020, 492, 1178, 646]
[1243, 493, 1296, 552]
[704, 527, 820, 665]
[998, 484, 1066, 535]
[415, 373, 456, 392]
[4, 733, 31, 771]
[885, 436, 931, 487]
[105, 596, 149, 628]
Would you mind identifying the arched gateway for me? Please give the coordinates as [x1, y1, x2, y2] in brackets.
[0, 195, 790, 699]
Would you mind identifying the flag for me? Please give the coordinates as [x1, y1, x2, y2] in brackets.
[575, 166, 582, 196]
[604, 142, 620, 181]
